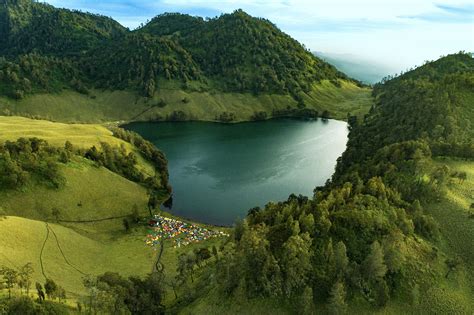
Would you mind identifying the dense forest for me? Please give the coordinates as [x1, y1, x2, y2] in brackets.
[0, 0, 356, 102]
[140, 11, 349, 96]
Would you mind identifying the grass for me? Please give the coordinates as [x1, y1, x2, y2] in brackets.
[422, 158, 474, 312]
[0, 157, 148, 226]
[0, 80, 373, 123]
[0, 215, 229, 303]
[0, 217, 154, 298]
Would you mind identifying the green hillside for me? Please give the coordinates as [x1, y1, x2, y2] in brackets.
[140, 11, 351, 96]
[164, 53, 474, 313]
[0, 0, 126, 56]
[0, 1, 372, 123]
[0, 116, 230, 312]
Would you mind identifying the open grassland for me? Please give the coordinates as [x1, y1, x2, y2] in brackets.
[0, 216, 154, 299]
[0, 116, 125, 148]
[0, 157, 149, 227]
[0, 80, 373, 123]
[0, 216, 229, 302]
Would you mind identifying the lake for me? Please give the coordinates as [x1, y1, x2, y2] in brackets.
[125, 119, 348, 225]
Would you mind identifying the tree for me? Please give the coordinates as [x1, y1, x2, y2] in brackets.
[122, 218, 130, 232]
[131, 204, 140, 223]
[445, 257, 462, 278]
[0, 266, 18, 299]
[163, 195, 173, 209]
[281, 233, 312, 296]
[374, 280, 390, 307]
[64, 141, 74, 152]
[321, 110, 330, 121]
[212, 245, 219, 261]
[5, 296, 40, 314]
[57, 286, 67, 303]
[328, 281, 347, 315]
[147, 192, 159, 217]
[383, 232, 405, 273]
[44, 278, 58, 300]
[363, 241, 387, 282]
[19, 263, 34, 296]
[298, 286, 315, 315]
[51, 207, 61, 221]
[196, 248, 212, 265]
[35, 282, 45, 302]
[334, 241, 349, 278]
[239, 226, 282, 297]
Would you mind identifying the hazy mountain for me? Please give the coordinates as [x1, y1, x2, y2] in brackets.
[314, 51, 397, 84]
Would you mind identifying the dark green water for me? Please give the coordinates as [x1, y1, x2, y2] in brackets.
[125, 119, 348, 225]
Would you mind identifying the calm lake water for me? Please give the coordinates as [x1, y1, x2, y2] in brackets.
[125, 119, 348, 225]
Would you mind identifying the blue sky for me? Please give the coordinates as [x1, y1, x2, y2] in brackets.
[44, 0, 474, 74]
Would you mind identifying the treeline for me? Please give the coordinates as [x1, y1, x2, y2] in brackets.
[0, 54, 85, 99]
[81, 272, 165, 314]
[366, 52, 474, 160]
[0, 264, 166, 314]
[0, 264, 69, 314]
[82, 33, 202, 97]
[110, 127, 170, 191]
[0, 0, 126, 57]
[0, 138, 65, 190]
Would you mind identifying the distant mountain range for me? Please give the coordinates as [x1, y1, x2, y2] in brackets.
[314, 51, 398, 84]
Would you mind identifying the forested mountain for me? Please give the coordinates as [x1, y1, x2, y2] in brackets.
[169, 53, 474, 313]
[83, 33, 202, 97]
[0, 1, 361, 109]
[140, 11, 349, 96]
[338, 52, 474, 177]
[0, 0, 126, 56]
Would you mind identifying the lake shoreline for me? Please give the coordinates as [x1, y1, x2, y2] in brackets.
[117, 115, 340, 130]
[125, 119, 349, 226]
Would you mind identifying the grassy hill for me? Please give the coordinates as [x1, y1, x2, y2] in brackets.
[0, 80, 372, 123]
[0, 116, 230, 310]
[0, 1, 372, 123]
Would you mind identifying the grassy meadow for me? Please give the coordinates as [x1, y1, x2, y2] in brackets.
[0, 80, 372, 124]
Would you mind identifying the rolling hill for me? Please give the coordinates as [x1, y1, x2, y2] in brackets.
[0, 116, 230, 309]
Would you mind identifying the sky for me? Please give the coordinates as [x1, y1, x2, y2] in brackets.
[44, 0, 474, 74]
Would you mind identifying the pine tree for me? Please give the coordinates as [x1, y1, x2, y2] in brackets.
[334, 241, 349, 278]
[298, 286, 315, 315]
[363, 241, 387, 282]
[328, 281, 347, 315]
